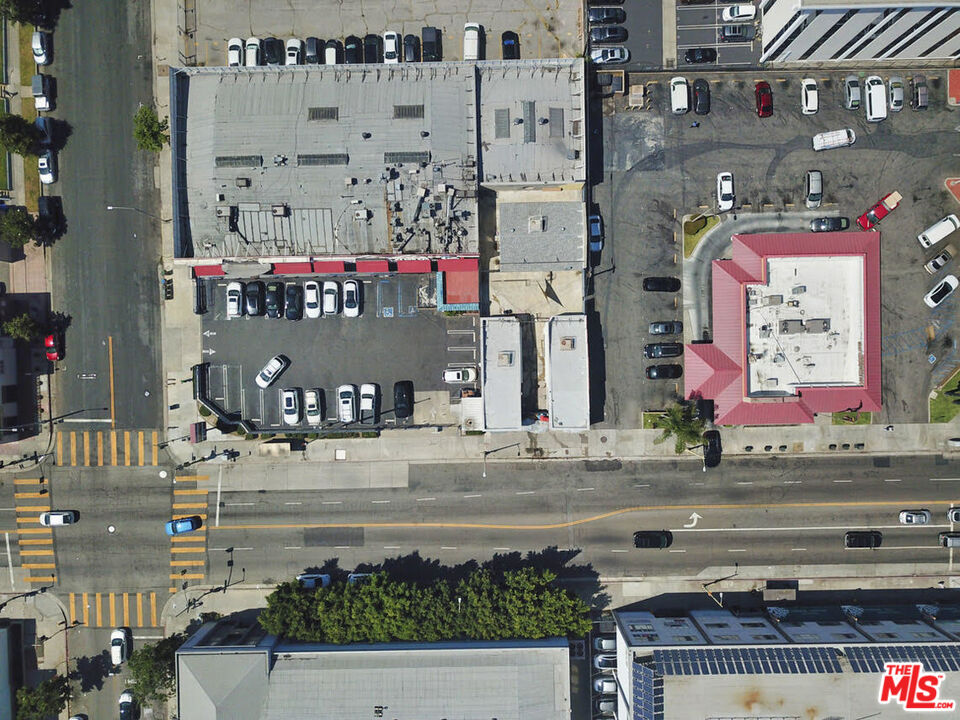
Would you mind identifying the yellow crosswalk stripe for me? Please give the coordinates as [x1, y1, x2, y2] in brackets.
[109, 593, 116, 627]
[174, 489, 208, 495]
[19, 538, 53, 545]
[56, 432, 63, 465]
[17, 506, 51, 512]
[111, 431, 118, 465]
[83, 431, 90, 466]
[136, 593, 143, 626]
[15, 492, 47, 499]
[170, 535, 205, 542]
[19, 549, 54, 556]
[171, 559, 206, 566]
[17, 528, 53, 535]
[174, 477, 199, 483]
[95, 592, 102, 626]
[97, 432, 104, 466]
[124, 432, 131, 466]
[152, 431, 158, 465]
[14, 478, 44, 484]
[173, 513, 207, 520]
[82, 592, 89, 626]
[172, 502, 207, 509]
[23, 562, 55, 569]
[69, 593, 76, 625]
[70, 431, 77, 466]
[150, 593, 157, 627]
[26, 575, 55, 583]
[16, 516, 41, 524]
[123, 593, 130, 626]
[138, 431, 145, 467]
[170, 573, 205, 580]
[170, 547, 205, 554]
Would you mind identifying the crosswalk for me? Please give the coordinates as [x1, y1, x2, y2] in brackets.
[68, 591, 160, 628]
[55, 430, 160, 467]
[13, 477, 55, 584]
[170, 476, 209, 593]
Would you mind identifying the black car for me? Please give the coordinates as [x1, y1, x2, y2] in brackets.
[501, 30, 520, 59]
[344, 35, 362, 63]
[403, 34, 420, 62]
[265, 281, 284, 319]
[644, 342, 683, 359]
[421, 26, 441, 61]
[844, 530, 882, 549]
[646, 364, 683, 380]
[284, 283, 303, 321]
[37, 195, 65, 237]
[633, 530, 672, 549]
[684, 47, 717, 64]
[589, 26, 627, 44]
[262, 37, 284, 65]
[393, 380, 414, 419]
[34, 116, 54, 147]
[643, 276, 681, 292]
[649, 320, 682, 335]
[325, 39, 342, 64]
[588, 7, 626, 24]
[244, 281, 265, 316]
[363, 33, 382, 63]
[703, 430, 722, 468]
[720, 24, 755, 42]
[693, 79, 710, 115]
[810, 216, 850, 232]
[304, 37, 322, 64]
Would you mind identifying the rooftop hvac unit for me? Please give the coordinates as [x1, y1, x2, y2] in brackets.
[354, 209, 371, 222]
[271, 204, 288, 217]
[236, 177, 251, 188]
[528, 215, 546, 233]
[559, 336, 576, 350]
[215, 206, 231, 218]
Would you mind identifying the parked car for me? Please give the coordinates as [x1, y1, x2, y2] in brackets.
[594, 677, 617, 694]
[899, 509, 932, 525]
[255, 355, 289, 388]
[38, 150, 57, 184]
[285, 38, 302, 65]
[383, 31, 400, 63]
[720, 24, 755, 42]
[347, 572, 372, 585]
[364, 34, 382, 63]
[810, 216, 850, 232]
[421, 26, 442, 61]
[703, 430, 722, 468]
[588, 7, 626, 24]
[338, 384, 358, 424]
[844, 530, 881, 548]
[645, 364, 682, 379]
[165, 515, 202, 536]
[244, 280, 265, 315]
[343, 279, 361, 317]
[225, 281, 244, 318]
[801, 77, 818, 115]
[296, 573, 330, 589]
[34, 116, 54, 147]
[304, 37, 322, 64]
[403, 34, 420, 62]
[948, 508, 960, 523]
[394, 381, 414, 419]
[360, 383, 379, 424]
[501, 30, 520, 59]
[643, 276, 680, 292]
[443, 367, 477, 383]
[649, 321, 682, 335]
[32, 31, 50, 66]
[856, 191, 901, 230]
[918, 214, 960, 249]
[325, 39, 341, 65]
[644, 342, 683, 359]
[32, 73, 53, 112]
[888, 75, 904, 112]
[322, 281, 340, 315]
[305, 389, 323, 425]
[844, 75, 861, 110]
[683, 47, 716, 64]
[924, 245, 956, 275]
[924, 275, 958, 308]
[911, 74, 928, 110]
[265, 281, 284, 318]
[804, 170, 823, 210]
[284, 283, 303, 321]
[633, 530, 672, 549]
[716, 171, 734, 212]
[755, 81, 773, 117]
[245, 37, 261, 66]
[594, 654, 617, 670]
[262, 37, 284, 65]
[722, 4, 756, 21]
[595, 697, 617, 716]
[44, 332, 62, 361]
[119, 691, 135, 720]
[590, 46, 629, 64]
[40, 510, 77, 526]
[344, 35, 362, 63]
[303, 280, 321, 318]
[590, 26, 627, 44]
[594, 636, 616, 652]
[227, 37, 243, 66]
[462, 22, 481, 61]
[693, 78, 710, 115]
[110, 628, 129, 666]
[280, 387, 301, 425]
[670, 76, 689, 114]
[589, 214, 604, 253]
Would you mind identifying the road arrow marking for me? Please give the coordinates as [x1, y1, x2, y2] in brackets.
[203, 330, 217, 337]
[202, 348, 217, 356]
[684, 512, 703, 528]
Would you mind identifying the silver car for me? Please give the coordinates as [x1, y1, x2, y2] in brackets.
[899, 509, 932, 525]
[337, 384, 357, 423]
[888, 75, 904, 112]
[844, 75, 861, 110]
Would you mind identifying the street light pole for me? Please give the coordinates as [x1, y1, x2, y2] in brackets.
[106, 204, 171, 223]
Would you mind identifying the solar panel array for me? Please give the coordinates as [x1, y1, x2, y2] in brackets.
[652, 647, 842, 675]
[846, 645, 960, 673]
[631, 661, 663, 720]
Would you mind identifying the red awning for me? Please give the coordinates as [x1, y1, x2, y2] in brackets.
[313, 261, 346, 273]
[437, 257, 478, 272]
[193, 264, 225, 277]
[272, 262, 313, 275]
[396, 259, 433, 273]
[356, 260, 390, 273]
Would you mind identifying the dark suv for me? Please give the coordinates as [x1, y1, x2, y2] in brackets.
[644, 343, 683, 359]
[344, 35, 362, 63]
[421, 27, 441, 61]
[650, 321, 682, 335]
[284, 283, 303, 321]
[646, 364, 682, 380]
[844, 530, 882, 549]
[262, 37, 284, 65]
[363, 34, 382, 63]
[684, 48, 716, 64]
[265, 281, 284, 318]
[643, 276, 681, 292]
[703, 430, 722, 468]
[588, 7, 626, 24]
[633, 530, 672, 549]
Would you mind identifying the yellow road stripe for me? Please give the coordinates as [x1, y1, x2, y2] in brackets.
[150, 593, 157, 627]
[136, 593, 143, 627]
[23, 562, 55, 569]
[108, 335, 116, 427]
[19, 538, 53, 545]
[174, 477, 199, 483]
[56, 432, 63, 465]
[70, 431, 77, 466]
[172, 502, 207, 509]
[109, 593, 116, 627]
[173, 514, 207, 520]
[69, 593, 76, 624]
[111, 431, 118, 465]
[95, 592, 102, 626]
[83, 431, 90, 466]
[170, 535, 205, 542]
[171, 560, 206, 566]
[16, 516, 41, 524]
[170, 573, 205, 579]
[169, 587, 178, 593]
[123, 593, 130, 627]
[82, 592, 89, 626]
[174, 489, 208, 495]
[14, 478, 43, 484]
[19, 549, 54, 556]
[124, 432, 131, 467]
[17, 528, 53, 534]
[18, 506, 52, 511]
[97, 432, 104, 466]
[15, 492, 47, 499]
[138, 431, 145, 467]
[152, 430, 158, 465]
[171, 547, 206, 553]
[25, 575, 55, 583]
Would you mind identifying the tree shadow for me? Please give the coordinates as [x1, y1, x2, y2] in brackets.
[70, 650, 111, 693]
[38, 0, 73, 29]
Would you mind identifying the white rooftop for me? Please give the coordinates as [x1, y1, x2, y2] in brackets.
[547, 315, 589, 430]
[482, 316, 523, 430]
[746, 256, 864, 396]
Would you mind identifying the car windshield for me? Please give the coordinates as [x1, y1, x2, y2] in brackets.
[931, 283, 952, 303]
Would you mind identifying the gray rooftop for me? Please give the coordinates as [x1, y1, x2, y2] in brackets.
[615, 611, 706, 647]
[497, 195, 585, 271]
[547, 315, 589, 430]
[482, 316, 523, 430]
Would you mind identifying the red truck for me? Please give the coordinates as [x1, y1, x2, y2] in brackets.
[857, 191, 902, 230]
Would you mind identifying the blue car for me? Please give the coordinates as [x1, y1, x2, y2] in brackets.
[165, 515, 203, 536]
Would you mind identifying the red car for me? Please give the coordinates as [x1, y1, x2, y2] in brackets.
[755, 81, 773, 117]
[856, 191, 902, 230]
[44, 333, 61, 361]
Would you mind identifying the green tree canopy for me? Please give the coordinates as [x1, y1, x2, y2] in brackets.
[0, 113, 41, 156]
[133, 105, 169, 152]
[15, 674, 71, 720]
[2, 312, 40, 341]
[653, 401, 706, 454]
[0, 0, 45, 25]
[0, 207, 42, 249]
[259, 569, 591, 643]
[127, 632, 186, 703]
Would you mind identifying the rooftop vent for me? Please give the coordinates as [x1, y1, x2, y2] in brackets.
[394, 104, 425, 119]
[559, 336, 576, 350]
[308, 106, 339, 121]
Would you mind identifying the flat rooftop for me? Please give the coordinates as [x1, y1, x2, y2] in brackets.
[482, 316, 522, 430]
[746, 255, 864, 396]
[496, 187, 585, 272]
[547, 315, 589, 430]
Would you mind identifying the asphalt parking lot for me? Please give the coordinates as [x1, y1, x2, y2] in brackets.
[192, 0, 580, 65]
[200, 274, 477, 430]
[592, 70, 958, 427]
[676, 1, 759, 68]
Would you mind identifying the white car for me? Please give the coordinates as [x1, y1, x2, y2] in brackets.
[119, 691, 135, 720]
[337, 384, 357, 424]
[899, 509, 932, 525]
[256, 355, 288, 388]
[343, 279, 361, 317]
[280, 387, 301, 425]
[889, 75, 904, 112]
[227, 37, 243, 66]
[949, 508, 960, 523]
[322, 281, 340, 315]
[590, 46, 629, 65]
[110, 628, 128, 666]
[305, 388, 322, 425]
[443, 367, 477, 384]
[285, 38, 302, 65]
[38, 150, 57, 185]
[226, 281, 244, 318]
[594, 677, 617, 694]
[924, 274, 958, 308]
[924, 245, 955, 276]
[721, 5, 756, 22]
[39, 510, 77, 526]
[32, 31, 49, 66]
[383, 31, 401, 63]
[296, 572, 331, 588]
[594, 636, 616, 652]
[716, 172, 735, 212]
[801, 78, 818, 115]
[245, 37, 261, 66]
[359, 383, 378, 424]
[303, 280, 321, 318]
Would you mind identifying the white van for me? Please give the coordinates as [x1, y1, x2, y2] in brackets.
[812, 128, 856, 151]
[918, 214, 960, 249]
[864, 75, 887, 122]
[670, 77, 689, 115]
[463, 23, 481, 61]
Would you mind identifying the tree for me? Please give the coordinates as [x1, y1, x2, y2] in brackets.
[133, 105, 169, 152]
[0, 207, 42, 249]
[15, 674, 71, 720]
[127, 632, 186, 703]
[0, 113, 41, 156]
[2, 313, 39, 341]
[653, 401, 706, 454]
[0, 0, 45, 25]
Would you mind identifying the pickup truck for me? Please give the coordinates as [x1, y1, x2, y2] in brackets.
[32, 74, 53, 112]
[857, 191, 902, 230]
